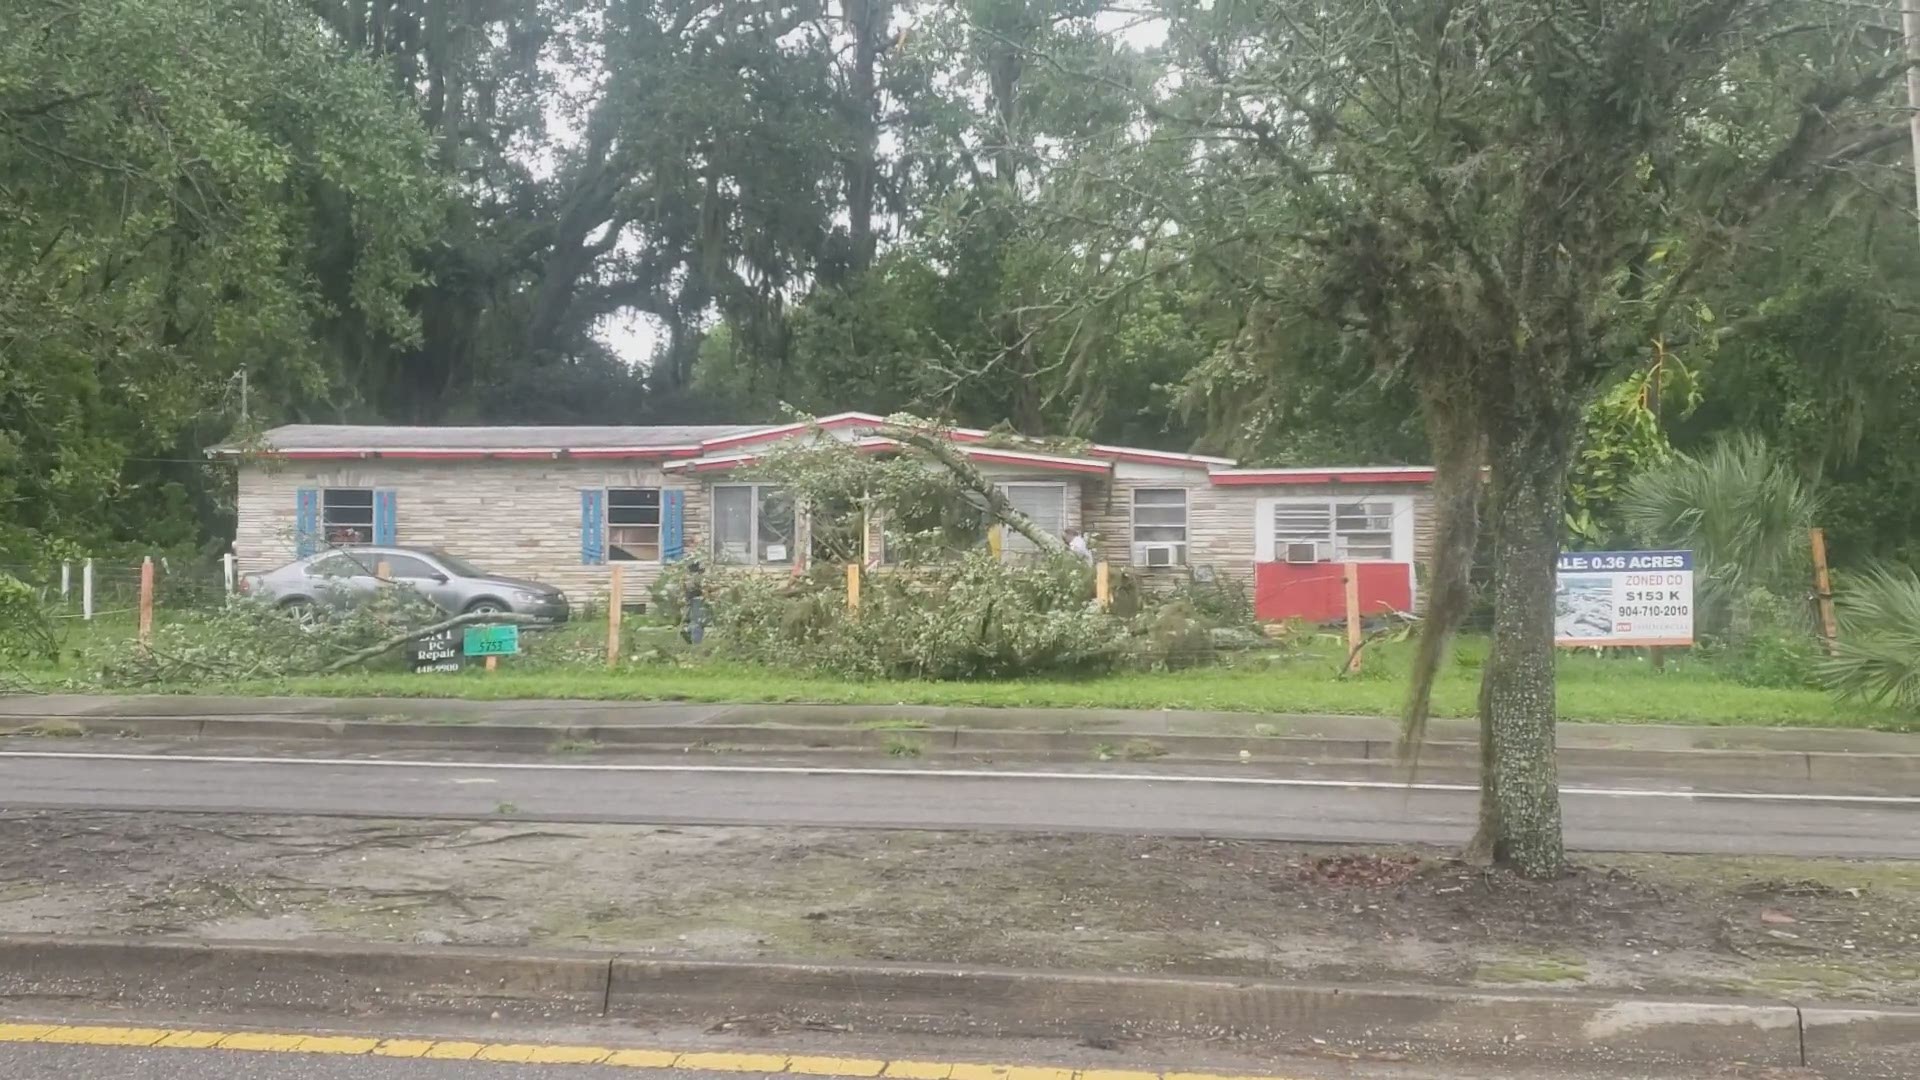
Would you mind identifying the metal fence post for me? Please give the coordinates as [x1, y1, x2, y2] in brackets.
[223, 552, 236, 596]
[82, 558, 94, 621]
[60, 561, 70, 601]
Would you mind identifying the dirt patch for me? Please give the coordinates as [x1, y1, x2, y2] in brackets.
[0, 810, 1915, 1003]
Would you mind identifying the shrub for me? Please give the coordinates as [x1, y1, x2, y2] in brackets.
[1134, 599, 1215, 670]
[1703, 587, 1823, 690]
[701, 552, 1129, 679]
[0, 573, 59, 665]
[78, 586, 446, 687]
[1158, 574, 1256, 629]
[1619, 435, 1819, 634]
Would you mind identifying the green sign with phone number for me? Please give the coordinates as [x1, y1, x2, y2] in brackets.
[463, 624, 521, 656]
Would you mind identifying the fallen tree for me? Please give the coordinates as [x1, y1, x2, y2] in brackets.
[80, 587, 555, 687]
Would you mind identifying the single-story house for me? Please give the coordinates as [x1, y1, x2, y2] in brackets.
[212, 413, 1436, 622]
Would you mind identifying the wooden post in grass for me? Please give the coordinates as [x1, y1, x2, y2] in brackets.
[137, 556, 155, 647]
[375, 560, 392, 584]
[846, 563, 861, 612]
[1343, 561, 1363, 674]
[607, 565, 625, 668]
[485, 655, 498, 673]
[1811, 527, 1839, 655]
[1095, 560, 1111, 609]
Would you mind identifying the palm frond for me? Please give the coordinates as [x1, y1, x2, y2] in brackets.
[1821, 564, 1920, 707]
[1618, 434, 1820, 601]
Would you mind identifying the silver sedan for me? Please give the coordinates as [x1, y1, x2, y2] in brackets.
[241, 546, 569, 621]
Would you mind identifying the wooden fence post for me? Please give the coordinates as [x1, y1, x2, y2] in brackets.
[607, 565, 625, 668]
[1811, 527, 1839, 655]
[1095, 561, 1111, 609]
[60, 562, 70, 601]
[82, 558, 94, 621]
[846, 563, 861, 612]
[1344, 561, 1363, 673]
[138, 556, 155, 647]
[375, 560, 392, 583]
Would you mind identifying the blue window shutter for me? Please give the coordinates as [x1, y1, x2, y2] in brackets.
[295, 489, 320, 557]
[661, 489, 685, 562]
[580, 490, 606, 565]
[373, 490, 398, 545]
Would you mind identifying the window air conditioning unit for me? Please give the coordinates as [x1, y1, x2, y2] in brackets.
[1283, 541, 1324, 564]
[1134, 543, 1184, 567]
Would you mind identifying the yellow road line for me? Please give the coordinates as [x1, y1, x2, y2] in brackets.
[0, 1019, 1293, 1079]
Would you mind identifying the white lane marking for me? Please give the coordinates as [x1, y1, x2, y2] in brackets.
[0, 751, 1915, 805]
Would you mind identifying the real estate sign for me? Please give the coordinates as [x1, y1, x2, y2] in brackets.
[1554, 550, 1694, 647]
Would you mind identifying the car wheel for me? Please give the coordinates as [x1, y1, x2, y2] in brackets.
[278, 598, 317, 626]
[465, 599, 506, 616]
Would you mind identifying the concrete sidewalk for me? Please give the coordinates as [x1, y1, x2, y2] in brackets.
[5, 692, 1918, 755]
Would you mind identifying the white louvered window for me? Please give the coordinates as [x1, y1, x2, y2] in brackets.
[998, 483, 1065, 554]
[1271, 500, 1399, 561]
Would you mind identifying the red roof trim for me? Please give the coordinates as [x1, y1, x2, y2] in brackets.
[963, 449, 1111, 475]
[1095, 448, 1226, 469]
[267, 447, 702, 462]
[1210, 468, 1435, 486]
[568, 446, 705, 459]
[702, 417, 1227, 470]
[943, 429, 1226, 469]
[698, 413, 886, 452]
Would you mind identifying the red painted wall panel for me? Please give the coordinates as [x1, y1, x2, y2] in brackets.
[1254, 562, 1413, 622]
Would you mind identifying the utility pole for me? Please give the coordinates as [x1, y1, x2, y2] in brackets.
[1906, 0, 1920, 237]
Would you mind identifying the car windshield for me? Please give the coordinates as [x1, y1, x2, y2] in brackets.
[427, 550, 486, 577]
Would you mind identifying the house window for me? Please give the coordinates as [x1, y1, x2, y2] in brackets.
[1271, 499, 1401, 561]
[322, 489, 374, 545]
[713, 484, 794, 565]
[1131, 488, 1189, 566]
[998, 483, 1065, 554]
[607, 488, 662, 562]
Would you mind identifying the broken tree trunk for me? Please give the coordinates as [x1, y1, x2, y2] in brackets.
[319, 611, 551, 673]
[885, 423, 1071, 556]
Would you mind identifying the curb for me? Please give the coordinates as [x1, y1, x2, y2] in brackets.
[0, 935, 1913, 1073]
[8, 713, 1916, 783]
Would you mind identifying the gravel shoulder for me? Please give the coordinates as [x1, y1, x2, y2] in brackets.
[2, 810, 1916, 1004]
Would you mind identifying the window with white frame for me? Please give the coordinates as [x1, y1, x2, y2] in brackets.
[1272, 499, 1400, 561]
[1130, 488, 1189, 566]
[713, 484, 795, 565]
[998, 483, 1065, 554]
[321, 489, 374, 544]
[607, 488, 661, 562]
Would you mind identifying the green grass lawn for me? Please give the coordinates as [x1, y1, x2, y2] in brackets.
[25, 611, 1912, 731]
[238, 656, 1901, 729]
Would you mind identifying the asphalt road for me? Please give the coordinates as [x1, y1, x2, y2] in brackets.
[0, 1042, 1820, 1080]
[1, 749, 1915, 857]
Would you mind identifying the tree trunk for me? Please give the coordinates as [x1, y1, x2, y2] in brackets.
[842, 0, 886, 276]
[1466, 419, 1574, 878]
